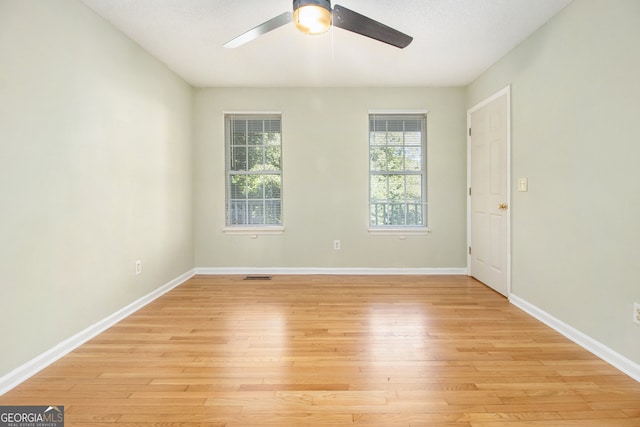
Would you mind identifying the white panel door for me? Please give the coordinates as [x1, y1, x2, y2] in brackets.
[469, 90, 509, 296]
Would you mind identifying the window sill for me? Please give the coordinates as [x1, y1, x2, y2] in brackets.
[368, 227, 431, 236]
[223, 226, 285, 235]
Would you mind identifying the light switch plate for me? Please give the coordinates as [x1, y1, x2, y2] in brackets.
[518, 178, 528, 192]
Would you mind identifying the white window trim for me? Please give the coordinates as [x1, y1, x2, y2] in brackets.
[224, 110, 283, 115]
[223, 226, 285, 235]
[224, 112, 284, 229]
[368, 110, 429, 229]
[368, 109, 429, 115]
[368, 227, 431, 235]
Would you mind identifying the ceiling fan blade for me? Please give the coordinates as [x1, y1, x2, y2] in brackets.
[332, 4, 412, 49]
[224, 11, 292, 48]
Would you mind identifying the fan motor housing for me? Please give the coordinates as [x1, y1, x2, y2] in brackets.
[293, 0, 331, 13]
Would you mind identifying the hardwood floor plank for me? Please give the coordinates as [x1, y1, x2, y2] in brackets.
[459, 411, 563, 422]
[468, 419, 640, 427]
[1, 275, 638, 426]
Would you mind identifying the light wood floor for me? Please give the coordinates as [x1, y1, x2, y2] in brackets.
[1, 275, 639, 426]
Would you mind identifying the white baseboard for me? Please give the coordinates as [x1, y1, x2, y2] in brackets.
[510, 294, 640, 383]
[0, 269, 195, 396]
[195, 267, 468, 275]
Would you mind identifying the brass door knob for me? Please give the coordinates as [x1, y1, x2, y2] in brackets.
[498, 203, 508, 210]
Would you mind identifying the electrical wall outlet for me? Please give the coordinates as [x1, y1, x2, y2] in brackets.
[135, 260, 142, 275]
[333, 240, 341, 250]
[633, 302, 640, 326]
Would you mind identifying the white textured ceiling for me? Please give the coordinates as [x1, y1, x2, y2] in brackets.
[80, 0, 572, 87]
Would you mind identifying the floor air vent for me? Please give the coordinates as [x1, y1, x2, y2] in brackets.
[243, 275, 272, 281]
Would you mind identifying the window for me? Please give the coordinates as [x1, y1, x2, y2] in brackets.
[225, 114, 282, 228]
[369, 113, 427, 228]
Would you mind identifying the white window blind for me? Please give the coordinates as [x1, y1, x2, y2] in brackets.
[369, 113, 427, 227]
[225, 114, 282, 227]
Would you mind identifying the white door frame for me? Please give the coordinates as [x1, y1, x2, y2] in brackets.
[467, 85, 512, 296]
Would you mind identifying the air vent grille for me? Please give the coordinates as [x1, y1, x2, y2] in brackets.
[243, 275, 272, 281]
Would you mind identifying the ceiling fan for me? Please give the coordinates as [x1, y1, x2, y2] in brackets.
[224, 0, 413, 49]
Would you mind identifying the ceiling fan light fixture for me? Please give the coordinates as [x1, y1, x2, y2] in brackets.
[224, 1, 412, 49]
[293, 0, 332, 35]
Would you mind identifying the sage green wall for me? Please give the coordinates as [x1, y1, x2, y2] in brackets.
[194, 88, 467, 269]
[467, 0, 640, 364]
[0, 0, 194, 376]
